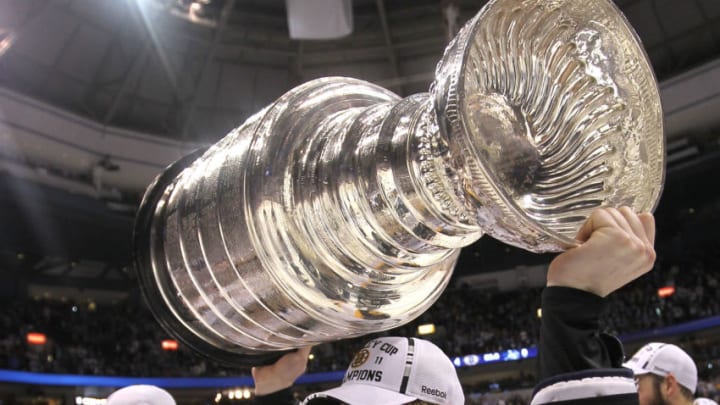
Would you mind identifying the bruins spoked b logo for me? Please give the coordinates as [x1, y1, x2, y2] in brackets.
[350, 348, 370, 368]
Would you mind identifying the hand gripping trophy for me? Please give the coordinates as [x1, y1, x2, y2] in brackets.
[134, 0, 664, 365]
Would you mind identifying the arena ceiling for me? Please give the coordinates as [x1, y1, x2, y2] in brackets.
[2, 0, 720, 141]
[0, 0, 719, 296]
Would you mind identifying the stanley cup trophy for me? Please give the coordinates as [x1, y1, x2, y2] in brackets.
[134, 0, 664, 365]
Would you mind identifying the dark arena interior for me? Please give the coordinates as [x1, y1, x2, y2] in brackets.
[1, 0, 720, 404]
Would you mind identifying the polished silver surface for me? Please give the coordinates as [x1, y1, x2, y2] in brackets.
[137, 0, 664, 356]
[434, 0, 664, 251]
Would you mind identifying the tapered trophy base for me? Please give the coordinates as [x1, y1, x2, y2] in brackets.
[133, 149, 291, 366]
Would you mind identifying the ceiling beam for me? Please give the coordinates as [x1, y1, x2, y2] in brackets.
[36, 10, 83, 97]
[649, 0, 678, 65]
[376, 0, 402, 93]
[4, 0, 51, 42]
[131, 0, 184, 103]
[83, 2, 134, 116]
[180, 0, 237, 139]
[103, 43, 151, 124]
[692, 0, 720, 52]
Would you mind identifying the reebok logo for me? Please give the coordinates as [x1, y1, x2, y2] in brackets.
[421, 385, 447, 399]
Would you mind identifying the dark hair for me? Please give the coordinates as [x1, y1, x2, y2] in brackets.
[650, 374, 694, 401]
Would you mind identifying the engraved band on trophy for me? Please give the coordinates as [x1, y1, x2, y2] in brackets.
[133, 0, 664, 365]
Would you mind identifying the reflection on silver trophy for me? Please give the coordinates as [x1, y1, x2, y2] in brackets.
[134, 0, 664, 364]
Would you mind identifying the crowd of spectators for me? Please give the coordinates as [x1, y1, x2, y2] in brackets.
[0, 244, 719, 378]
[1, 199, 718, 404]
[0, 256, 718, 405]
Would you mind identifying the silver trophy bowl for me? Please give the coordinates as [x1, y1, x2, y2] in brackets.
[134, 0, 664, 365]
